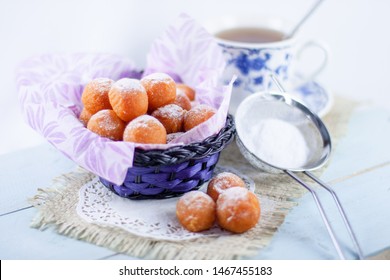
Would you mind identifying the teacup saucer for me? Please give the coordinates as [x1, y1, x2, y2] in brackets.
[287, 77, 333, 118]
[230, 76, 333, 118]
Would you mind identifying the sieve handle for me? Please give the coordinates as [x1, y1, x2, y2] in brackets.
[284, 170, 346, 260]
[304, 171, 364, 260]
[270, 73, 287, 93]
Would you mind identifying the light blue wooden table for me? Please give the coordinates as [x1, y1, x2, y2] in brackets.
[1, 105, 389, 260]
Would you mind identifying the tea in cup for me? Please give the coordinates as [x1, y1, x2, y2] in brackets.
[204, 15, 328, 114]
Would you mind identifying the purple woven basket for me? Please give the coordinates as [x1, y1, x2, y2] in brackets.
[99, 114, 235, 199]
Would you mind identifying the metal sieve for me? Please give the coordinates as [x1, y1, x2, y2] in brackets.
[235, 76, 363, 260]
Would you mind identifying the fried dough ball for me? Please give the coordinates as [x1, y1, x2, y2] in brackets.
[151, 104, 185, 134]
[184, 104, 216, 131]
[141, 73, 176, 112]
[79, 108, 94, 127]
[108, 78, 148, 122]
[81, 78, 114, 114]
[173, 92, 192, 111]
[207, 172, 246, 202]
[216, 187, 260, 233]
[176, 83, 195, 101]
[123, 115, 167, 144]
[176, 191, 216, 232]
[87, 109, 126, 141]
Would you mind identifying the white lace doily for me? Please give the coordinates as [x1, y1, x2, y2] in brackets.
[76, 166, 275, 241]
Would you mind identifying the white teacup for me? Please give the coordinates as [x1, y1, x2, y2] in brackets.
[204, 15, 328, 114]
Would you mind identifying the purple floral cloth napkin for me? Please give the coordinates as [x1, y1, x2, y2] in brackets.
[16, 14, 233, 185]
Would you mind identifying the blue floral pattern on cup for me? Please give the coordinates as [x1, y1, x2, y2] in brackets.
[220, 44, 292, 93]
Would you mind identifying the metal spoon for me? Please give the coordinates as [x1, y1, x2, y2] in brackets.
[284, 0, 325, 39]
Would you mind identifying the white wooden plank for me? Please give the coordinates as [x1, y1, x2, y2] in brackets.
[0, 207, 121, 260]
[0, 143, 76, 215]
[321, 107, 390, 182]
[252, 163, 390, 260]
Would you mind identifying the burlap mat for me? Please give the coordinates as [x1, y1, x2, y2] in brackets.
[29, 96, 356, 260]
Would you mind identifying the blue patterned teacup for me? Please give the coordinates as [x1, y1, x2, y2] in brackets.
[205, 16, 327, 114]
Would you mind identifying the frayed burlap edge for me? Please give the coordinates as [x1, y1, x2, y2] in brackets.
[29, 167, 296, 260]
[29, 96, 356, 260]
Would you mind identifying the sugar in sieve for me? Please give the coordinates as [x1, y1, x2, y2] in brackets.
[234, 76, 363, 259]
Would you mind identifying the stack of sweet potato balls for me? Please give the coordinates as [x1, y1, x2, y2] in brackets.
[79, 73, 216, 144]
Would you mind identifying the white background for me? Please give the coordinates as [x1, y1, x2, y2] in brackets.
[3, 260, 390, 280]
[1, 0, 389, 155]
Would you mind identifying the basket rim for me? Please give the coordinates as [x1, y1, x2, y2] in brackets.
[133, 114, 235, 167]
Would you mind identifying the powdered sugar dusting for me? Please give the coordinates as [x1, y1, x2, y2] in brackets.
[113, 78, 146, 94]
[217, 187, 249, 212]
[90, 77, 113, 94]
[88, 110, 124, 140]
[176, 87, 186, 95]
[211, 172, 243, 193]
[96, 113, 120, 131]
[246, 119, 310, 168]
[127, 115, 161, 130]
[143, 72, 173, 83]
[180, 191, 214, 209]
[191, 104, 216, 113]
[153, 104, 184, 120]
